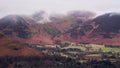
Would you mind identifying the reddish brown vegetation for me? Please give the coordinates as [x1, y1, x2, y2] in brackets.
[0, 36, 44, 56]
[57, 13, 120, 46]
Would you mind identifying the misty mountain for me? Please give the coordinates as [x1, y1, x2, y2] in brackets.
[0, 12, 120, 46]
[58, 13, 120, 46]
[0, 15, 53, 44]
[93, 13, 120, 33]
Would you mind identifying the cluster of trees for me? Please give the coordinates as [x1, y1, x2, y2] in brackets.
[0, 56, 80, 68]
[0, 32, 4, 38]
[54, 40, 71, 47]
[61, 48, 82, 52]
[41, 23, 61, 37]
[0, 55, 119, 68]
[101, 52, 120, 59]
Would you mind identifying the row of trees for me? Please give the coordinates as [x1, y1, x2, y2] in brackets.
[0, 55, 119, 68]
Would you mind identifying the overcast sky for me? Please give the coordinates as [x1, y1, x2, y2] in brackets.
[0, 0, 120, 18]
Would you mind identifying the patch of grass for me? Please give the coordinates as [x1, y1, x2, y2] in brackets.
[88, 44, 120, 53]
[60, 53, 68, 57]
[63, 45, 86, 51]
[63, 44, 120, 53]
[79, 60, 87, 63]
[67, 51, 78, 54]
[102, 47, 120, 52]
[90, 44, 105, 48]
[86, 54, 101, 57]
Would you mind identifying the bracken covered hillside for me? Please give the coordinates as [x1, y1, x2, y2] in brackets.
[0, 33, 44, 56]
[58, 13, 120, 46]
[0, 15, 53, 44]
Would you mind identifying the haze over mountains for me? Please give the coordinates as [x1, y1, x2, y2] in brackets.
[59, 12, 120, 46]
[0, 10, 120, 68]
[0, 11, 120, 46]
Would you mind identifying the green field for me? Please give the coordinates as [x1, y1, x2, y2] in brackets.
[102, 48, 120, 52]
[86, 54, 101, 57]
[63, 44, 120, 53]
[63, 45, 86, 51]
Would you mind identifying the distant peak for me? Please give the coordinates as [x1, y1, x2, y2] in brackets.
[108, 12, 120, 17]
[3, 15, 21, 19]
[102, 12, 120, 17]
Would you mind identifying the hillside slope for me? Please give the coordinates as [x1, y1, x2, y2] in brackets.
[58, 13, 120, 46]
[0, 15, 53, 44]
[0, 33, 44, 56]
